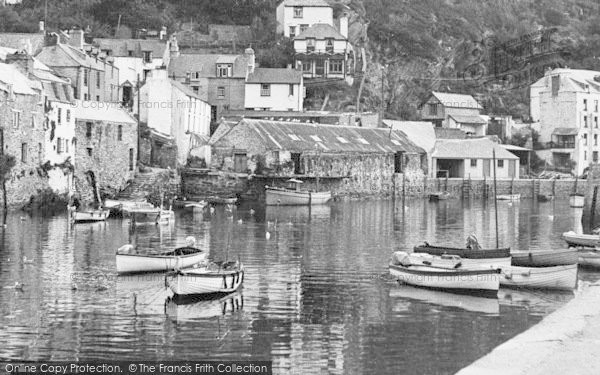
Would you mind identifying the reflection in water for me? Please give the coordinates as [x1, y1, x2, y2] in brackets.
[0, 199, 597, 373]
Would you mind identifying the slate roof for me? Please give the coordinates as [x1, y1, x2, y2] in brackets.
[531, 68, 600, 93]
[168, 53, 249, 79]
[42, 81, 73, 103]
[72, 101, 136, 124]
[295, 24, 346, 40]
[552, 127, 579, 136]
[281, 0, 331, 6]
[93, 38, 168, 57]
[37, 44, 105, 70]
[213, 119, 424, 154]
[171, 79, 203, 100]
[449, 114, 487, 124]
[431, 91, 483, 109]
[384, 120, 436, 152]
[0, 63, 38, 95]
[246, 68, 302, 84]
[433, 138, 518, 159]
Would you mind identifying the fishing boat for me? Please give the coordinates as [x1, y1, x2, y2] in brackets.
[166, 261, 244, 296]
[510, 248, 578, 267]
[406, 252, 511, 268]
[496, 194, 521, 201]
[70, 208, 111, 223]
[165, 292, 243, 322]
[499, 264, 577, 291]
[578, 250, 600, 269]
[389, 252, 500, 297]
[116, 240, 206, 274]
[561, 231, 600, 248]
[265, 179, 331, 206]
[429, 191, 451, 201]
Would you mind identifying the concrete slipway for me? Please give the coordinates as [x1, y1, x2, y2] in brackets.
[456, 282, 600, 375]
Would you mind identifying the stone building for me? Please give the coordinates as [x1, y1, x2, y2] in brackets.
[209, 118, 425, 197]
[0, 63, 48, 207]
[420, 92, 486, 135]
[71, 101, 137, 201]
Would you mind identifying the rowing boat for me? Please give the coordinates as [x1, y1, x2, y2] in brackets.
[510, 248, 578, 267]
[116, 245, 207, 274]
[561, 231, 600, 248]
[496, 194, 521, 201]
[167, 261, 244, 296]
[70, 209, 111, 223]
[414, 243, 511, 259]
[406, 252, 511, 268]
[499, 264, 577, 291]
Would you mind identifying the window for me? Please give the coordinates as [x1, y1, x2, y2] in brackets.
[86, 122, 93, 137]
[551, 75, 560, 96]
[498, 159, 504, 168]
[193, 86, 199, 94]
[217, 86, 225, 98]
[584, 99, 588, 111]
[596, 116, 598, 128]
[307, 38, 315, 52]
[289, 26, 296, 38]
[87, 148, 93, 157]
[128, 50, 133, 57]
[337, 136, 349, 143]
[310, 135, 322, 142]
[595, 100, 598, 112]
[595, 151, 599, 162]
[261, 84, 271, 96]
[12, 110, 21, 128]
[57, 108, 62, 124]
[96, 95, 100, 101]
[428, 103, 438, 116]
[293, 6, 303, 18]
[83, 69, 88, 86]
[300, 24, 308, 33]
[584, 133, 588, 146]
[584, 115, 588, 128]
[192, 72, 200, 80]
[289, 84, 294, 96]
[38, 143, 42, 162]
[301, 61, 311, 72]
[57, 137, 62, 154]
[31, 115, 36, 128]
[142, 51, 152, 63]
[96, 71, 100, 88]
[595, 134, 598, 146]
[329, 60, 343, 73]
[273, 150, 280, 164]
[21, 143, 27, 163]
[66, 109, 71, 122]
[470, 159, 477, 167]
[84, 93, 89, 101]
[129, 148, 134, 171]
[118, 125, 123, 141]
[325, 38, 334, 53]
[65, 139, 69, 153]
[216, 64, 232, 78]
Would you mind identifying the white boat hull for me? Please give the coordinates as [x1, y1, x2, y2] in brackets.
[570, 194, 585, 208]
[389, 264, 500, 296]
[496, 194, 521, 201]
[562, 231, 600, 248]
[116, 251, 207, 274]
[578, 251, 600, 268]
[266, 188, 331, 206]
[71, 209, 110, 222]
[168, 267, 244, 296]
[390, 286, 499, 315]
[510, 249, 578, 267]
[499, 264, 578, 291]
[406, 253, 511, 268]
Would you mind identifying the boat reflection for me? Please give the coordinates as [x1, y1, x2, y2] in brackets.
[264, 205, 331, 224]
[498, 288, 574, 314]
[116, 273, 171, 316]
[165, 292, 244, 322]
[389, 286, 500, 315]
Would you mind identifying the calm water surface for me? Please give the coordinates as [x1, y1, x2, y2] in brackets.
[0, 199, 596, 374]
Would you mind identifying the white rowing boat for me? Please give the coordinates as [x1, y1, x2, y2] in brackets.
[167, 261, 244, 296]
[496, 194, 521, 201]
[561, 231, 600, 248]
[510, 248, 578, 267]
[499, 264, 578, 291]
[70, 209, 111, 223]
[116, 245, 207, 274]
[407, 252, 511, 268]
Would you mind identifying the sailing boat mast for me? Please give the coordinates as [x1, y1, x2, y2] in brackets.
[315, 144, 320, 192]
[492, 149, 499, 248]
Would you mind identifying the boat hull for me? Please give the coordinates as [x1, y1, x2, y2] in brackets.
[406, 253, 511, 268]
[265, 188, 331, 206]
[429, 192, 450, 201]
[414, 244, 510, 259]
[569, 194, 585, 208]
[578, 251, 600, 269]
[388, 264, 500, 297]
[562, 231, 600, 248]
[510, 249, 578, 267]
[496, 194, 521, 201]
[116, 250, 207, 274]
[71, 209, 110, 223]
[499, 264, 578, 291]
[167, 267, 244, 296]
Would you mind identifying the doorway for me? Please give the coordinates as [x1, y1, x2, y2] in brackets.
[291, 153, 302, 174]
[234, 153, 247, 173]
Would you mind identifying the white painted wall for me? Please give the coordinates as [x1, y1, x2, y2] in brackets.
[112, 56, 165, 86]
[45, 100, 76, 193]
[278, 5, 334, 37]
[244, 82, 303, 111]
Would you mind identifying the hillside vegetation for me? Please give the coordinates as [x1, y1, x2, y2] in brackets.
[3, 0, 600, 118]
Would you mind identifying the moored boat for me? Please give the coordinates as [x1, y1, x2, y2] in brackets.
[105, 199, 154, 216]
[429, 192, 451, 201]
[496, 194, 521, 201]
[70, 208, 111, 223]
[167, 261, 244, 296]
[265, 178, 331, 206]
[510, 248, 578, 267]
[578, 250, 600, 269]
[537, 194, 553, 202]
[499, 264, 578, 291]
[389, 252, 500, 297]
[130, 207, 174, 225]
[569, 193, 584, 208]
[561, 231, 600, 248]
[116, 242, 207, 274]
[406, 252, 511, 268]
[414, 243, 511, 259]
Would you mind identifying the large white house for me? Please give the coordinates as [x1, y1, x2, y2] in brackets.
[530, 68, 600, 175]
[276, 0, 334, 38]
[138, 68, 212, 165]
[293, 23, 350, 80]
[245, 68, 304, 111]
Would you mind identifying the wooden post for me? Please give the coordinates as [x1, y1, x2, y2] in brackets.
[591, 186, 598, 232]
[552, 178, 556, 196]
[493, 150, 499, 248]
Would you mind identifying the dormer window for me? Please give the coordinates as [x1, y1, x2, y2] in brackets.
[300, 24, 309, 34]
[325, 38, 334, 53]
[127, 50, 133, 57]
[293, 6, 303, 18]
[192, 72, 201, 80]
[142, 51, 152, 63]
[216, 64, 232, 78]
[307, 38, 315, 52]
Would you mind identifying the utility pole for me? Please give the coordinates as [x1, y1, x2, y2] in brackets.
[379, 65, 384, 127]
[44, 0, 48, 29]
[136, 73, 141, 164]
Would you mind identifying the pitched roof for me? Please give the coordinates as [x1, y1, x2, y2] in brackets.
[434, 128, 466, 139]
[37, 44, 105, 70]
[448, 114, 487, 124]
[501, 144, 531, 152]
[72, 101, 136, 124]
[433, 138, 518, 160]
[0, 33, 45, 55]
[384, 120, 436, 152]
[168, 53, 249, 79]
[532, 68, 600, 94]
[0, 63, 38, 95]
[171, 79, 203, 100]
[246, 68, 302, 84]
[295, 23, 346, 40]
[431, 91, 482, 109]
[93, 38, 168, 57]
[281, 0, 331, 6]
[42, 81, 73, 103]
[552, 127, 579, 135]
[213, 119, 424, 154]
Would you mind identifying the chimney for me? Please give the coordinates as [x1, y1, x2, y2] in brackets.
[169, 34, 180, 58]
[245, 47, 255, 78]
[68, 28, 85, 50]
[339, 13, 348, 39]
[6, 51, 35, 76]
[160, 26, 167, 40]
[39, 21, 45, 32]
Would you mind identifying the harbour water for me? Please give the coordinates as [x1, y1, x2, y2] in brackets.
[0, 199, 595, 374]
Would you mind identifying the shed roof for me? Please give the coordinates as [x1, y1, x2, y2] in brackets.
[501, 144, 531, 152]
[168, 53, 249, 79]
[72, 101, 136, 124]
[281, 0, 331, 7]
[295, 24, 346, 40]
[213, 119, 424, 154]
[552, 127, 579, 136]
[449, 114, 487, 124]
[433, 138, 518, 160]
[246, 68, 302, 84]
[383, 120, 436, 152]
[430, 91, 483, 109]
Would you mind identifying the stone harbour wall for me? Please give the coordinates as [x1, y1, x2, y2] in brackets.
[181, 170, 250, 198]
